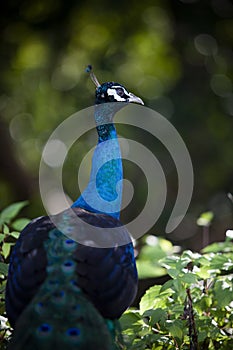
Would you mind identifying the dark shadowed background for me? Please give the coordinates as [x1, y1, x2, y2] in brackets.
[1, 0, 233, 251]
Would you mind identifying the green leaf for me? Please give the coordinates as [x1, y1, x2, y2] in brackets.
[173, 279, 186, 295]
[166, 319, 185, 341]
[0, 280, 7, 294]
[197, 211, 214, 227]
[0, 263, 8, 276]
[199, 255, 211, 266]
[172, 304, 185, 315]
[140, 237, 173, 261]
[202, 241, 233, 253]
[120, 311, 142, 333]
[140, 285, 174, 313]
[181, 250, 201, 260]
[137, 259, 166, 279]
[2, 242, 12, 259]
[8, 231, 20, 239]
[137, 237, 174, 278]
[166, 268, 179, 278]
[196, 266, 211, 279]
[3, 225, 9, 234]
[143, 308, 167, 325]
[140, 285, 161, 313]
[160, 255, 180, 270]
[196, 295, 212, 311]
[169, 324, 183, 340]
[160, 279, 173, 292]
[12, 218, 30, 231]
[209, 254, 228, 270]
[214, 279, 232, 308]
[181, 272, 198, 284]
[0, 201, 28, 226]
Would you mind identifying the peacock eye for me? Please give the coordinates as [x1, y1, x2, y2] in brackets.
[116, 88, 124, 97]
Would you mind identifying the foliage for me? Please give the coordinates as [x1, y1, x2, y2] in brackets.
[0, 202, 232, 349]
[0, 201, 30, 348]
[136, 236, 180, 279]
[120, 233, 233, 349]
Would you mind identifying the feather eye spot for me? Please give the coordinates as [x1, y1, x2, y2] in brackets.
[62, 260, 76, 274]
[63, 238, 76, 251]
[39, 323, 51, 332]
[66, 327, 80, 337]
[37, 323, 52, 337]
[63, 260, 74, 267]
[65, 239, 75, 245]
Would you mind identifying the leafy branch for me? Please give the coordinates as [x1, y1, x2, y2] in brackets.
[120, 224, 233, 349]
[0, 202, 232, 349]
[0, 201, 30, 349]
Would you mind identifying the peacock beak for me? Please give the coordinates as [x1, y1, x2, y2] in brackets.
[128, 92, 144, 105]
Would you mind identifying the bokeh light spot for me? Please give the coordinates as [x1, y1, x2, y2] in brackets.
[210, 74, 232, 97]
[194, 34, 218, 56]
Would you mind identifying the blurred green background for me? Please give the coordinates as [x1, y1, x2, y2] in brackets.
[1, 0, 233, 250]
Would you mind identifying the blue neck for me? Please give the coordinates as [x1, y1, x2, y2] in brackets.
[72, 106, 122, 219]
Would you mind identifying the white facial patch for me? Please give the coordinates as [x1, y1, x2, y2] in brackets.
[107, 86, 129, 102]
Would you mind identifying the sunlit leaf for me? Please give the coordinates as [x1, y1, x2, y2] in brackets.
[9, 231, 20, 239]
[197, 211, 214, 227]
[12, 218, 30, 231]
[136, 260, 166, 279]
[3, 225, 9, 234]
[2, 243, 12, 259]
[0, 201, 28, 226]
[140, 285, 174, 313]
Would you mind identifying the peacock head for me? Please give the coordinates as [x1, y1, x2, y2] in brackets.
[95, 81, 144, 105]
[86, 65, 144, 106]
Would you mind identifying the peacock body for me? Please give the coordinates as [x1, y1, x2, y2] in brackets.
[5, 68, 143, 349]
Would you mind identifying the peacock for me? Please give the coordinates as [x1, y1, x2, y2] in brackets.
[5, 66, 144, 349]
